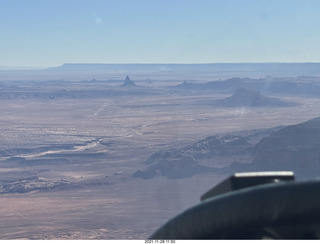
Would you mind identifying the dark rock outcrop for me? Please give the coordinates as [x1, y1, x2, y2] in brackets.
[133, 153, 207, 179]
[134, 135, 254, 179]
[134, 117, 320, 180]
[251, 117, 320, 178]
[183, 135, 252, 160]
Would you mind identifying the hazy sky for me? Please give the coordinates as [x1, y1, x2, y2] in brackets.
[1, 0, 320, 67]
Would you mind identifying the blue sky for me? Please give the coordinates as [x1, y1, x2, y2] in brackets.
[1, 0, 320, 67]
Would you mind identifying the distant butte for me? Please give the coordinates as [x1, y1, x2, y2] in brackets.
[122, 76, 136, 87]
[215, 87, 293, 107]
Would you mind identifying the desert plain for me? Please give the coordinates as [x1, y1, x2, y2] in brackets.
[0, 64, 320, 239]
